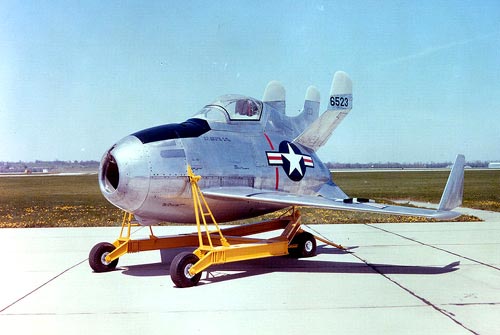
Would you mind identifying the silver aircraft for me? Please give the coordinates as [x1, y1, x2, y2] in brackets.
[99, 71, 464, 225]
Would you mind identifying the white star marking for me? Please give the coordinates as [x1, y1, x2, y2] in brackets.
[281, 143, 304, 176]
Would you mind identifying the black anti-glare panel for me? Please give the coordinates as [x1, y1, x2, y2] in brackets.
[132, 118, 210, 144]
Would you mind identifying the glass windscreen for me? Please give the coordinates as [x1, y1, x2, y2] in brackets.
[193, 95, 262, 122]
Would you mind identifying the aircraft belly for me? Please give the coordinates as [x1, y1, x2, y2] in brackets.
[135, 199, 194, 224]
[203, 198, 287, 222]
[135, 191, 286, 224]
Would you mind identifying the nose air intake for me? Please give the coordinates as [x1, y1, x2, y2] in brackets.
[102, 152, 119, 192]
[98, 135, 151, 212]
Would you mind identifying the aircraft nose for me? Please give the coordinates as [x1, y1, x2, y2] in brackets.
[99, 135, 150, 212]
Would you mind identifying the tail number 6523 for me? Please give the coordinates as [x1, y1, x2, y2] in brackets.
[330, 96, 349, 108]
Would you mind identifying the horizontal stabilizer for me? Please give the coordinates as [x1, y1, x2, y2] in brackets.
[294, 71, 352, 151]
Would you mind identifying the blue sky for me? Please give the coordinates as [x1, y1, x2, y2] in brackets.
[1, 1, 499, 163]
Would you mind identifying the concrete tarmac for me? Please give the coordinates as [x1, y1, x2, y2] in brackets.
[0, 219, 499, 334]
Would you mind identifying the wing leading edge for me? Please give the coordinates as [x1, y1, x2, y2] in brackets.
[203, 187, 460, 220]
[202, 155, 465, 221]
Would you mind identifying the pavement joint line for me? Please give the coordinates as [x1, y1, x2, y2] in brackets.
[0, 258, 88, 314]
[366, 224, 500, 271]
[348, 249, 480, 335]
[0, 304, 433, 317]
[442, 302, 500, 307]
[0, 225, 148, 314]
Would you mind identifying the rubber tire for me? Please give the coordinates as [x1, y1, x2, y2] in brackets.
[89, 242, 119, 272]
[170, 252, 202, 288]
[289, 232, 317, 258]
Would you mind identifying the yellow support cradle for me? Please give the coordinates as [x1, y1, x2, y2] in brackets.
[90, 165, 345, 287]
[187, 165, 230, 250]
[181, 166, 292, 284]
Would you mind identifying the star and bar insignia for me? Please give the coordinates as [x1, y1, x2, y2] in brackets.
[266, 141, 314, 181]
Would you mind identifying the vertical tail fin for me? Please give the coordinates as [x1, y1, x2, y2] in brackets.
[293, 86, 321, 133]
[293, 71, 352, 151]
[262, 80, 286, 114]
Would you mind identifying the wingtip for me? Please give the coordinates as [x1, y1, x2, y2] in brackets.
[438, 154, 465, 211]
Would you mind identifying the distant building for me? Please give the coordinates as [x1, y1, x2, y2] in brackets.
[488, 162, 500, 169]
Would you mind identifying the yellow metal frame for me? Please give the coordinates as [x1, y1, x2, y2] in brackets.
[103, 165, 345, 274]
[187, 166, 300, 276]
[187, 165, 230, 250]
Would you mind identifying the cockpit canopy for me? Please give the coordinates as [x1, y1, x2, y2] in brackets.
[193, 95, 263, 122]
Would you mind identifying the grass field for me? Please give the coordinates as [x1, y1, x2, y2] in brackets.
[0, 169, 498, 228]
[0, 174, 118, 228]
[333, 169, 500, 212]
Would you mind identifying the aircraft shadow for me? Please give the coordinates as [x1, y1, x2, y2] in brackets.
[120, 246, 460, 285]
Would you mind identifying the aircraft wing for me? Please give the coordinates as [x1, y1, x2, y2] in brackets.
[202, 187, 461, 220]
[203, 155, 465, 221]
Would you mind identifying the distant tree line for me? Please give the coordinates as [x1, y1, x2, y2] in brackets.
[325, 160, 490, 169]
[0, 159, 493, 173]
[0, 160, 100, 173]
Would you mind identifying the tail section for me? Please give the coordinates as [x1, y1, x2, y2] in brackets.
[292, 85, 321, 133]
[294, 71, 352, 151]
[262, 80, 286, 114]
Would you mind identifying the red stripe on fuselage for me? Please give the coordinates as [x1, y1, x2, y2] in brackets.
[263, 133, 279, 190]
[263, 133, 275, 150]
[275, 167, 279, 190]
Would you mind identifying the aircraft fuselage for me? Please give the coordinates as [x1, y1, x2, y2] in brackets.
[99, 96, 334, 224]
